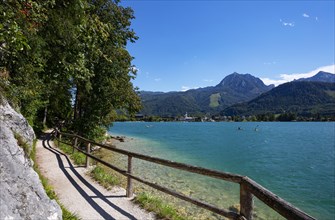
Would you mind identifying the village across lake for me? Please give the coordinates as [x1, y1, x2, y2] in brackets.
[108, 122, 334, 219]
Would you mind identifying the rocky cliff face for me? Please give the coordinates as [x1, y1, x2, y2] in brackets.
[0, 97, 62, 219]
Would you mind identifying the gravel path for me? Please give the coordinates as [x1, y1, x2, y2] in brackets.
[36, 132, 155, 220]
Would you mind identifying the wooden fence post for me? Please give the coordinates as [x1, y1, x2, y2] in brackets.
[73, 137, 77, 154]
[86, 143, 90, 168]
[126, 155, 133, 198]
[240, 181, 254, 220]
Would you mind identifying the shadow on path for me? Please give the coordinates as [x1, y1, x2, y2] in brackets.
[40, 132, 137, 220]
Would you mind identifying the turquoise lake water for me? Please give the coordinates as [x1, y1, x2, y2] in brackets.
[108, 122, 335, 219]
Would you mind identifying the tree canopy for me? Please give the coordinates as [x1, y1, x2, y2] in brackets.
[1, 0, 141, 139]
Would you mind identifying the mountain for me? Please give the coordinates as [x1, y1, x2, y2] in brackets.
[297, 71, 335, 83]
[140, 72, 274, 116]
[216, 72, 274, 94]
[221, 81, 335, 117]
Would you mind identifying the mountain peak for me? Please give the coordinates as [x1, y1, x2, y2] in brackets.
[140, 72, 275, 116]
[297, 71, 335, 83]
[216, 72, 273, 92]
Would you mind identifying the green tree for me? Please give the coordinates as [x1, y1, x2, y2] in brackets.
[277, 112, 297, 121]
[0, 0, 55, 125]
[38, 0, 89, 128]
[70, 0, 141, 139]
[1, 0, 141, 138]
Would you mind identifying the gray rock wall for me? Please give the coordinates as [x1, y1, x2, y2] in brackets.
[0, 97, 35, 147]
[0, 98, 62, 219]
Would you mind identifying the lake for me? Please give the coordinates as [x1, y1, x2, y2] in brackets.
[107, 122, 335, 219]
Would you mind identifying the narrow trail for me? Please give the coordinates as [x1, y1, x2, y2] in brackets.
[35, 132, 155, 220]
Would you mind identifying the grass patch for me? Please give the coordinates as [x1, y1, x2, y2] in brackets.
[57, 142, 73, 154]
[71, 151, 86, 165]
[209, 93, 221, 108]
[60, 204, 80, 220]
[58, 142, 86, 165]
[90, 165, 120, 189]
[134, 192, 189, 220]
[32, 139, 80, 220]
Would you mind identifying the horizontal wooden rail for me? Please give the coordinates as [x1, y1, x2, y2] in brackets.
[54, 129, 316, 220]
[58, 131, 244, 183]
[242, 177, 315, 220]
[57, 138, 241, 219]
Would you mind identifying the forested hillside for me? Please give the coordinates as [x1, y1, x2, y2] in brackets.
[140, 72, 274, 116]
[0, 0, 140, 139]
[221, 81, 335, 118]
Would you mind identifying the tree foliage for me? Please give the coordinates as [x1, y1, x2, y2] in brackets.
[1, 0, 141, 139]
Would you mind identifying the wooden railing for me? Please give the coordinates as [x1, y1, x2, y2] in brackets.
[53, 129, 316, 220]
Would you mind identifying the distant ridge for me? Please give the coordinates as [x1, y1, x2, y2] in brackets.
[297, 71, 335, 83]
[139, 71, 335, 118]
[221, 81, 335, 117]
[140, 72, 273, 116]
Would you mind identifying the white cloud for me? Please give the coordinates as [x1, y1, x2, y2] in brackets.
[281, 64, 335, 80]
[261, 78, 288, 86]
[264, 61, 277, 65]
[181, 86, 200, 92]
[181, 86, 190, 91]
[283, 22, 295, 27]
[261, 64, 335, 86]
[303, 13, 310, 18]
[280, 19, 295, 27]
[302, 13, 319, 22]
[154, 78, 161, 82]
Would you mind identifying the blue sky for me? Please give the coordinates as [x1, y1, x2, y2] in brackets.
[122, 0, 335, 92]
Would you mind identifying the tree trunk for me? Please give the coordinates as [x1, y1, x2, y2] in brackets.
[73, 86, 79, 120]
[43, 106, 47, 127]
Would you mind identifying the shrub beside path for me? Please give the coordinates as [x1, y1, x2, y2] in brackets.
[35, 132, 155, 220]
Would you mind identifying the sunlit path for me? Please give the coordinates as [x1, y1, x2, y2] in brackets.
[35, 132, 154, 220]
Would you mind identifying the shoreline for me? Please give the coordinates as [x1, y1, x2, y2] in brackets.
[105, 122, 332, 219]
[102, 130, 287, 220]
